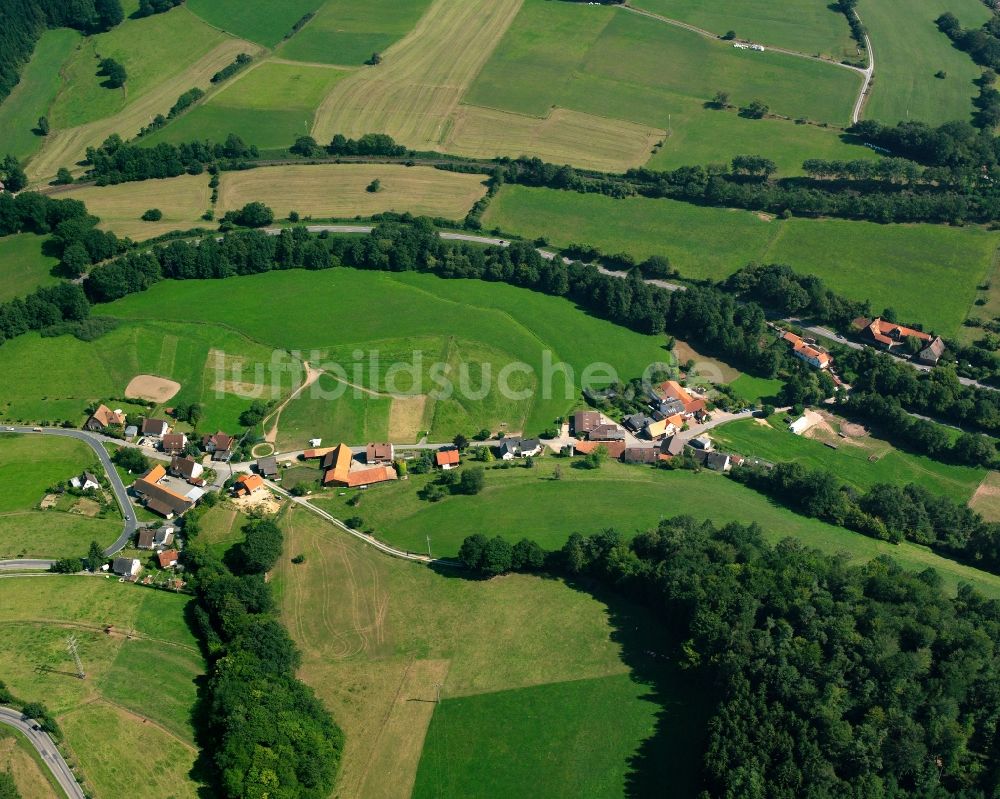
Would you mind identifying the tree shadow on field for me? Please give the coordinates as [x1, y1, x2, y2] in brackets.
[561, 575, 715, 798]
[427, 560, 714, 796]
[182, 597, 221, 798]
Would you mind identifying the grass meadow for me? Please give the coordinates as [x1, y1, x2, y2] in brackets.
[0, 728, 61, 799]
[187, 0, 322, 46]
[0, 320, 302, 433]
[0, 29, 81, 162]
[631, 0, 859, 61]
[0, 233, 59, 302]
[215, 164, 488, 221]
[146, 61, 349, 150]
[712, 417, 986, 502]
[101, 268, 673, 439]
[483, 185, 1000, 337]
[0, 433, 120, 559]
[275, 506, 708, 797]
[0, 578, 202, 798]
[862, 0, 991, 124]
[311, 457, 1000, 598]
[276, 0, 433, 65]
[49, 6, 228, 129]
[469, 0, 859, 125]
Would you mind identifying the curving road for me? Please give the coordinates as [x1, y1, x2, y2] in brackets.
[0, 426, 137, 569]
[0, 706, 86, 799]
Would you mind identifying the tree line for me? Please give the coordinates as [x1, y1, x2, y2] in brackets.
[84, 133, 258, 184]
[0, 0, 123, 105]
[181, 512, 343, 797]
[457, 516, 1000, 796]
[731, 459, 1000, 572]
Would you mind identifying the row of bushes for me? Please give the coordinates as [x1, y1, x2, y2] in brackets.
[181, 512, 343, 797]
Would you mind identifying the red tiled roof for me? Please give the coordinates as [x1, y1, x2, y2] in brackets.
[436, 449, 460, 466]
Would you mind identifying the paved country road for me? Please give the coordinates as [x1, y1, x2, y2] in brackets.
[0, 706, 86, 799]
[0, 426, 137, 568]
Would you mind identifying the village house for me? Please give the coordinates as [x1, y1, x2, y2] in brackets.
[113, 557, 141, 579]
[84, 404, 126, 433]
[659, 435, 685, 459]
[233, 473, 265, 497]
[70, 471, 100, 491]
[435, 448, 461, 469]
[157, 549, 179, 569]
[855, 317, 932, 353]
[141, 418, 170, 439]
[644, 413, 684, 441]
[623, 413, 655, 433]
[654, 381, 708, 419]
[202, 431, 235, 461]
[706, 452, 732, 472]
[366, 443, 395, 465]
[781, 331, 831, 370]
[622, 447, 658, 464]
[317, 444, 398, 488]
[256, 456, 279, 480]
[589, 423, 626, 442]
[497, 438, 542, 460]
[123, 425, 138, 441]
[137, 529, 155, 549]
[154, 526, 175, 547]
[573, 439, 627, 459]
[161, 432, 187, 455]
[915, 336, 946, 366]
[169, 455, 203, 481]
[572, 410, 601, 436]
[689, 435, 713, 451]
[133, 464, 199, 519]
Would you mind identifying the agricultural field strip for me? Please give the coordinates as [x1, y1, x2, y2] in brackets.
[27, 37, 262, 185]
[621, 4, 870, 124]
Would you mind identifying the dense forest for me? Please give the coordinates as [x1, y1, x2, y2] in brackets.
[0, 0, 123, 104]
[558, 518, 1000, 798]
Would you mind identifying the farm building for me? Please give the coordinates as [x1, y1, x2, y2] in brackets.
[234, 474, 265, 496]
[572, 410, 601, 435]
[366, 443, 395, 465]
[320, 443, 397, 488]
[256, 456, 279, 479]
[574, 439, 626, 459]
[855, 317, 932, 352]
[141, 418, 170, 438]
[133, 464, 199, 519]
[781, 331, 831, 370]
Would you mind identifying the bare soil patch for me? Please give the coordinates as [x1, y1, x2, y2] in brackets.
[125, 374, 181, 403]
[672, 340, 741, 383]
[71, 498, 102, 517]
[970, 472, 1000, 521]
[213, 380, 266, 398]
[231, 490, 281, 515]
[39, 494, 58, 509]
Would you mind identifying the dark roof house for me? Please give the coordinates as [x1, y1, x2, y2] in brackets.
[256, 456, 279, 479]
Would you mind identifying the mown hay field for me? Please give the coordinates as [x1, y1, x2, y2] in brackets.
[275, 507, 708, 798]
[215, 163, 488, 220]
[187, 0, 323, 47]
[57, 174, 212, 240]
[483, 185, 1000, 338]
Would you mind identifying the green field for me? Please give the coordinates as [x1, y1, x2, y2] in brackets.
[0, 321, 302, 433]
[277, 0, 432, 65]
[276, 506, 709, 797]
[49, 6, 228, 129]
[146, 61, 348, 149]
[188, 0, 322, 46]
[0, 29, 81, 161]
[862, 0, 991, 124]
[468, 1, 859, 125]
[312, 457, 1000, 598]
[413, 672, 699, 799]
[645, 106, 879, 174]
[728, 374, 785, 404]
[0, 434, 120, 559]
[100, 268, 673, 439]
[0, 578, 202, 798]
[483, 185, 1000, 337]
[0, 234, 59, 302]
[632, 0, 859, 61]
[713, 417, 986, 501]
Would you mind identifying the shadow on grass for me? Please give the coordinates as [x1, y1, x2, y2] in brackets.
[182, 598, 219, 798]
[426, 562, 713, 797]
